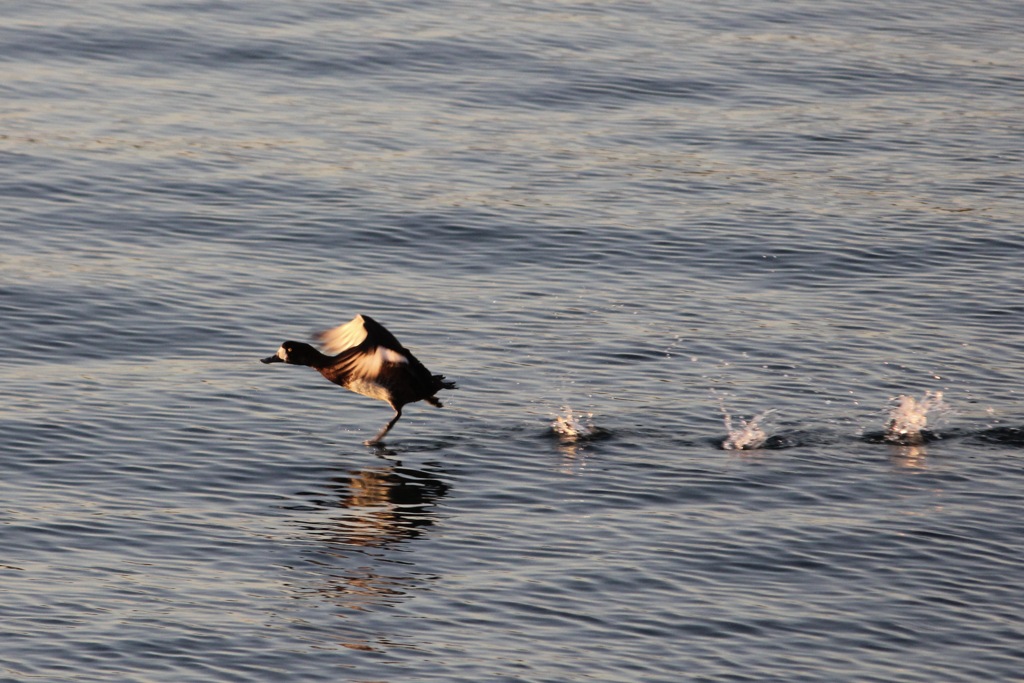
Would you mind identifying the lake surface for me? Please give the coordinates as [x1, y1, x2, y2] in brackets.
[2, 1, 1023, 681]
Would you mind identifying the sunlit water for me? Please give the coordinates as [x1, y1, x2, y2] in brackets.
[3, 1, 1024, 681]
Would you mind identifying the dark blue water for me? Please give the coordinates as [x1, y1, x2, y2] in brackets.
[2, 1, 1024, 681]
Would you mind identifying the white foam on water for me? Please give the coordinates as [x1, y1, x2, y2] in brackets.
[884, 390, 950, 444]
[720, 399, 775, 451]
[551, 406, 598, 440]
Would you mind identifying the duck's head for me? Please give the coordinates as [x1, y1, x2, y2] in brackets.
[261, 341, 320, 366]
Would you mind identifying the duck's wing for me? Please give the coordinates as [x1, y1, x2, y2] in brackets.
[323, 339, 440, 404]
[328, 344, 413, 384]
[313, 315, 371, 354]
[354, 314, 407, 352]
[315, 314, 408, 355]
[317, 316, 436, 396]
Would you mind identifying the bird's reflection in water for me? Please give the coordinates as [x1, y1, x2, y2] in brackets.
[318, 461, 449, 548]
[291, 459, 449, 633]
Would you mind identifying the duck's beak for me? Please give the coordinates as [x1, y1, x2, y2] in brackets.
[260, 354, 283, 364]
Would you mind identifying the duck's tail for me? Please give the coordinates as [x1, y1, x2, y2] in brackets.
[434, 374, 457, 391]
[425, 374, 457, 408]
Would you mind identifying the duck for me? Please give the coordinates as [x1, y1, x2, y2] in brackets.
[261, 314, 456, 444]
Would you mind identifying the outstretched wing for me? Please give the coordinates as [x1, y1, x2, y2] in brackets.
[314, 314, 369, 355]
[314, 314, 407, 356]
[326, 344, 413, 390]
[315, 315, 437, 401]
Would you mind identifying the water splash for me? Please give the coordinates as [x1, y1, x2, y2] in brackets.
[884, 390, 949, 445]
[720, 401, 775, 451]
[551, 406, 598, 440]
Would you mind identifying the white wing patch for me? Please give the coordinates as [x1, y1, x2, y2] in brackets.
[353, 346, 409, 377]
[317, 315, 369, 354]
[380, 347, 409, 365]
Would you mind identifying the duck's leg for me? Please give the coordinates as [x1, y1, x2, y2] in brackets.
[366, 406, 402, 445]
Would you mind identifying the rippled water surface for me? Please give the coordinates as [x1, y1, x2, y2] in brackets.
[3, 1, 1024, 681]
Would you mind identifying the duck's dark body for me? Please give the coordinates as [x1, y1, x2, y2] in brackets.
[261, 314, 456, 443]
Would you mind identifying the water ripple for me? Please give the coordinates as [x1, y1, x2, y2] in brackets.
[3, 0, 1024, 680]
